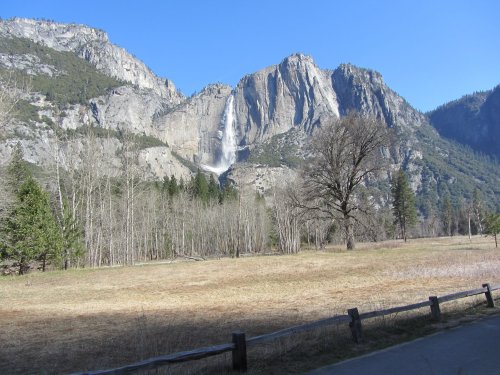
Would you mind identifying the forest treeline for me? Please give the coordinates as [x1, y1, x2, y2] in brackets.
[0, 117, 498, 275]
[0, 136, 270, 274]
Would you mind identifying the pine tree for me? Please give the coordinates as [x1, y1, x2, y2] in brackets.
[162, 175, 170, 193]
[168, 174, 179, 197]
[391, 169, 418, 241]
[207, 175, 220, 202]
[178, 177, 185, 192]
[191, 169, 209, 202]
[484, 213, 500, 248]
[7, 143, 30, 194]
[1, 177, 63, 274]
[442, 196, 454, 236]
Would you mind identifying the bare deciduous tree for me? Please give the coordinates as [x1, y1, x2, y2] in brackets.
[0, 75, 31, 218]
[295, 113, 391, 250]
[273, 186, 301, 254]
[0, 73, 30, 128]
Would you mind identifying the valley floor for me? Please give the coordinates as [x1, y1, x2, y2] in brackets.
[0, 236, 499, 374]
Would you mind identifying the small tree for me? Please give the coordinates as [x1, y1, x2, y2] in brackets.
[1, 177, 63, 274]
[191, 169, 209, 202]
[273, 186, 301, 254]
[484, 213, 500, 248]
[207, 175, 220, 202]
[391, 169, 417, 241]
[178, 177, 186, 192]
[162, 175, 170, 192]
[441, 196, 454, 236]
[7, 143, 31, 194]
[60, 198, 84, 270]
[168, 174, 179, 197]
[1, 143, 30, 221]
[472, 188, 484, 234]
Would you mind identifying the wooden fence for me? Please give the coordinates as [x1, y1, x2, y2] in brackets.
[72, 282, 499, 374]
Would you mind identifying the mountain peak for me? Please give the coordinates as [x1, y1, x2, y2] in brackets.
[1, 18, 498, 214]
[0, 17, 183, 102]
[197, 83, 232, 97]
[335, 63, 383, 81]
[0, 17, 109, 46]
[280, 53, 316, 68]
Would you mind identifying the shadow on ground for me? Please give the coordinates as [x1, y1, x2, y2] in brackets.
[2, 299, 499, 375]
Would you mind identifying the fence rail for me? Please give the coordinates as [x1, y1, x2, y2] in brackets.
[438, 286, 487, 303]
[247, 315, 351, 346]
[73, 282, 499, 374]
[79, 343, 235, 375]
[359, 300, 432, 320]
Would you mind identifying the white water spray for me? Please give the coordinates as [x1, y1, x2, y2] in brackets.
[203, 94, 237, 175]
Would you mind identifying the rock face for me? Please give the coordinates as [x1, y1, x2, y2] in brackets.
[233, 54, 340, 146]
[0, 52, 62, 76]
[225, 163, 298, 199]
[0, 18, 190, 181]
[332, 64, 426, 131]
[223, 56, 430, 195]
[154, 84, 233, 165]
[428, 86, 500, 159]
[89, 85, 168, 135]
[137, 146, 192, 181]
[0, 18, 498, 208]
[0, 18, 183, 103]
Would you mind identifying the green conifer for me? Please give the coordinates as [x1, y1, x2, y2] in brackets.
[2, 177, 63, 274]
[391, 169, 418, 241]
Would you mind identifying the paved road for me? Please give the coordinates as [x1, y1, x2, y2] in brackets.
[309, 315, 500, 375]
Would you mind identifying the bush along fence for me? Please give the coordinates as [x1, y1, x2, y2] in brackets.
[72, 282, 499, 374]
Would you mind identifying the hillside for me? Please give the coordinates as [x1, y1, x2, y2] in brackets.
[428, 86, 500, 160]
[0, 17, 183, 101]
[0, 17, 499, 215]
[226, 56, 499, 211]
[0, 26, 191, 180]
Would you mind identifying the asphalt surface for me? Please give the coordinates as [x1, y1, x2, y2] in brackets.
[309, 315, 500, 375]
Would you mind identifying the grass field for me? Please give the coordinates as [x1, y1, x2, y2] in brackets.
[1, 236, 499, 374]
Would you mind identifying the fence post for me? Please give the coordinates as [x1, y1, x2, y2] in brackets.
[429, 296, 441, 321]
[232, 332, 247, 372]
[482, 283, 495, 308]
[348, 308, 364, 344]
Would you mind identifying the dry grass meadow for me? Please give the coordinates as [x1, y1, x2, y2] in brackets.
[1, 235, 499, 374]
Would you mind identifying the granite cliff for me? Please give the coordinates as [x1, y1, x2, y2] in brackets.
[0, 18, 183, 102]
[0, 18, 498, 210]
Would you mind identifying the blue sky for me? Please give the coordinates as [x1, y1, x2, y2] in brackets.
[2, 0, 499, 111]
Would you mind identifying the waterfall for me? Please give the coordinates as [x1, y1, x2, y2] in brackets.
[203, 94, 237, 174]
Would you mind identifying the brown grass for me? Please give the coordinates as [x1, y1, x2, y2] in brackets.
[1, 235, 499, 374]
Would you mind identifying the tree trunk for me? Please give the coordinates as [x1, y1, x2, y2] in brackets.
[345, 215, 355, 250]
[19, 257, 25, 275]
[468, 211, 472, 241]
[236, 194, 241, 258]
